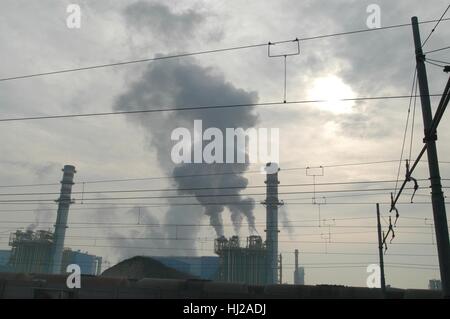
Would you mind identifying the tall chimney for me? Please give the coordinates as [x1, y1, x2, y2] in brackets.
[294, 249, 299, 284]
[263, 163, 282, 284]
[294, 249, 305, 285]
[50, 165, 76, 274]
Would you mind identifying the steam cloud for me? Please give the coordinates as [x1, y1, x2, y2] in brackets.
[279, 206, 294, 238]
[114, 58, 259, 238]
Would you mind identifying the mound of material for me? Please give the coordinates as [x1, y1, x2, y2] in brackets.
[101, 256, 196, 280]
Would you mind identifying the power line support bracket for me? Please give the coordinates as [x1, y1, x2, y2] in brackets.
[412, 16, 450, 298]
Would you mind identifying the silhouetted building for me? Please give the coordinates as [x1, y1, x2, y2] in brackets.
[152, 256, 219, 280]
[294, 249, 305, 285]
[9, 230, 53, 273]
[61, 249, 102, 275]
[429, 279, 442, 290]
[215, 235, 281, 285]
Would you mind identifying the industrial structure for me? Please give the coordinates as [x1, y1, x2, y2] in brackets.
[2, 165, 104, 276]
[8, 230, 54, 274]
[262, 163, 283, 284]
[213, 163, 284, 285]
[61, 249, 102, 276]
[50, 165, 76, 274]
[294, 249, 305, 285]
[7, 229, 102, 275]
[429, 279, 442, 291]
[214, 235, 281, 285]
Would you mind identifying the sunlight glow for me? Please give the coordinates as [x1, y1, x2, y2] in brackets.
[308, 75, 356, 114]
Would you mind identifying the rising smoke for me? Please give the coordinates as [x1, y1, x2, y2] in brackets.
[279, 205, 294, 238]
[114, 58, 259, 239]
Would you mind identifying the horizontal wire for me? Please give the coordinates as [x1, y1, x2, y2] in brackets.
[0, 219, 444, 229]
[1, 17, 449, 83]
[0, 201, 446, 206]
[0, 161, 407, 188]
[0, 186, 443, 203]
[0, 94, 442, 123]
[1, 159, 446, 189]
[424, 45, 450, 54]
[0, 179, 432, 197]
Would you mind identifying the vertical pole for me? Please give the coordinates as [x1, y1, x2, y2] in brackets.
[279, 254, 282, 284]
[412, 16, 450, 298]
[376, 203, 386, 297]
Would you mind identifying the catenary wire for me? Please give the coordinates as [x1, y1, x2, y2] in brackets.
[1, 17, 449, 83]
[0, 94, 442, 123]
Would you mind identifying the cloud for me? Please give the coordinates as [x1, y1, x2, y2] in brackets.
[123, 2, 206, 42]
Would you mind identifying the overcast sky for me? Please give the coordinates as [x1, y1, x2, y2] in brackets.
[0, 0, 449, 289]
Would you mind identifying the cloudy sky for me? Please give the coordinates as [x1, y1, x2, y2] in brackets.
[0, 0, 449, 289]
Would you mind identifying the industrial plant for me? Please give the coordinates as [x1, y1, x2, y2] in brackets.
[6, 229, 102, 275]
[214, 235, 270, 285]
[0, 162, 312, 295]
[0, 162, 441, 299]
[0, 165, 102, 276]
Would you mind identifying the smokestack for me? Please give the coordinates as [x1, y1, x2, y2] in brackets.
[263, 163, 282, 284]
[50, 165, 76, 274]
[294, 249, 305, 285]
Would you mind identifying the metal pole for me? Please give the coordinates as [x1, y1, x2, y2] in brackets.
[376, 203, 386, 297]
[412, 16, 450, 298]
[279, 254, 282, 284]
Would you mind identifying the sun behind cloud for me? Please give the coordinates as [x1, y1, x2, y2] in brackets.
[308, 75, 356, 114]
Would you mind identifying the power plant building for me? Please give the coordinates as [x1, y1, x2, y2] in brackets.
[8, 230, 53, 274]
[7, 229, 102, 275]
[214, 235, 280, 285]
[61, 249, 103, 276]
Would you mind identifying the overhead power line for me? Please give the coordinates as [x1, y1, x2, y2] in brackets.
[421, 4, 450, 48]
[1, 17, 449, 83]
[0, 178, 433, 197]
[0, 160, 411, 188]
[394, 69, 417, 196]
[0, 94, 442, 123]
[0, 229, 436, 240]
[390, 75, 450, 212]
[424, 46, 450, 54]
[0, 159, 447, 189]
[0, 186, 436, 203]
[0, 218, 445, 229]
[0, 200, 446, 207]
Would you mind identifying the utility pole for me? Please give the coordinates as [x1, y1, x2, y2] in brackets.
[376, 203, 386, 297]
[279, 254, 282, 284]
[412, 16, 450, 298]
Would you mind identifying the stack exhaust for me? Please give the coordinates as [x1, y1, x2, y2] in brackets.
[263, 163, 283, 284]
[50, 165, 76, 274]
